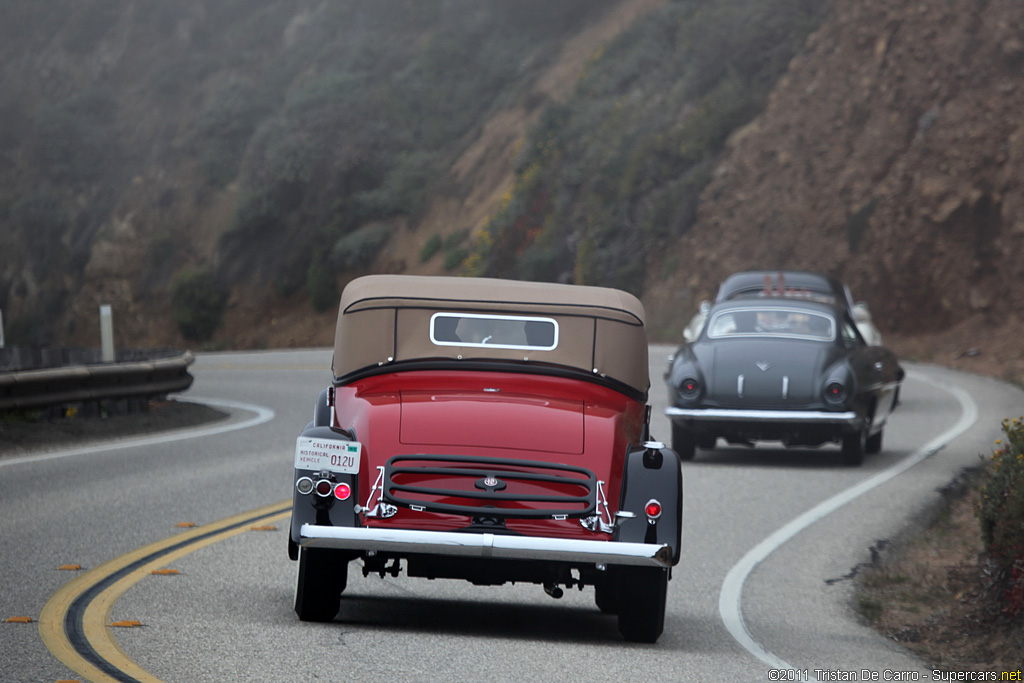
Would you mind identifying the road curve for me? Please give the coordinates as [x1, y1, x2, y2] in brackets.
[1, 347, 1021, 682]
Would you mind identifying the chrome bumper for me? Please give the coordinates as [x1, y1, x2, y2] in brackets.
[665, 406, 859, 425]
[299, 524, 673, 568]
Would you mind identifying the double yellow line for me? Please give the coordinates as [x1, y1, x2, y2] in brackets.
[39, 501, 291, 682]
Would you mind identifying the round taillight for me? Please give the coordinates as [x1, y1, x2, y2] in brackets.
[295, 477, 314, 495]
[825, 381, 846, 401]
[645, 499, 663, 520]
[333, 482, 352, 501]
[680, 377, 700, 398]
[314, 479, 333, 497]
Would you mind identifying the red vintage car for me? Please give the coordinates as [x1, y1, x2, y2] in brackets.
[289, 275, 682, 642]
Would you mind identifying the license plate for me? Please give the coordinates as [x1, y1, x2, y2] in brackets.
[294, 436, 361, 474]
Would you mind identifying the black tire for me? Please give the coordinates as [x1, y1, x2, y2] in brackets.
[697, 434, 717, 450]
[840, 424, 866, 467]
[594, 577, 619, 615]
[294, 547, 347, 622]
[616, 567, 669, 643]
[865, 427, 883, 455]
[671, 422, 696, 461]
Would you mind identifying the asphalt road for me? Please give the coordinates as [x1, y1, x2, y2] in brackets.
[1, 347, 1021, 682]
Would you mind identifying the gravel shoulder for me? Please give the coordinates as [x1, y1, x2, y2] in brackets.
[853, 334, 1024, 673]
[856, 470, 1023, 673]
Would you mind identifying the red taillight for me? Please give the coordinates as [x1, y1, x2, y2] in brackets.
[680, 378, 700, 397]
[645, 499, 663, 520]
[825, 381, 845, 401]
[314, 479, 333, 497]
[333, 483, 352, 501]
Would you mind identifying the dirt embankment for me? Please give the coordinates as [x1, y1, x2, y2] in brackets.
[645, 0, 1024, 383]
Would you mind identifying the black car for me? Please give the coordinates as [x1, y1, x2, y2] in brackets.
[683, 270, 885, 345]
[664, 295, 903, 466]
[713, 270, 856, 309]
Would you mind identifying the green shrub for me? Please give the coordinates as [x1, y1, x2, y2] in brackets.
[419, 234, 443, 263]
[518, 228, 568, 283]
[194, 79, 275, 186]
[675, 67, 758, 164]
[305, 256, 337, 313]
[170, 267, 228, 342]
[980, 417, 1024, 618]
[274, 253, 310, 299]
[331, 223, 394, 271]
[442, 247, 468, 272]
[352, 151, 435, 219]
[443, 229, 470, 250]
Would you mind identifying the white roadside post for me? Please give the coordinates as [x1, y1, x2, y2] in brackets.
[100, 304, 115, 362]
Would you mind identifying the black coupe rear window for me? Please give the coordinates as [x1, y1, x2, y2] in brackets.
[707, 308, 835, 341]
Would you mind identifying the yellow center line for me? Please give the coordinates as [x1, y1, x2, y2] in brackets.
[40, 501, 291, 683]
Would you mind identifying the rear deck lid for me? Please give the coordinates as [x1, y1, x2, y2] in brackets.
[399, 390, 584, 454]
[708, 341, 825, 406]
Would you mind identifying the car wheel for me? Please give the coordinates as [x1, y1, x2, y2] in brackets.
[294, 547, 347, 622]
[697, 434, 717, 450]
[616, 566, 668, 643]
[671, 423, 696, 461]
[865, 427, 883, 454]
[594, 577, 619, 614]
[841, 424, 867, 467]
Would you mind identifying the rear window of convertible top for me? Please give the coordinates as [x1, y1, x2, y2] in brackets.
[430, 313, 559, 350]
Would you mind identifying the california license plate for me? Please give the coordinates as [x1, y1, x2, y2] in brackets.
[294, 436, 361, 474]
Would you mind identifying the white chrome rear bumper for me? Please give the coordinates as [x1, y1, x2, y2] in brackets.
[300, 524, 673, 567]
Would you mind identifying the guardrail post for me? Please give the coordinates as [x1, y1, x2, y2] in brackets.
[100, 305, 115, 363]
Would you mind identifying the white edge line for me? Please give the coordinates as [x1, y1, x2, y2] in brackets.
[718, 369, 979, 676]
[0, 396, 275, 468]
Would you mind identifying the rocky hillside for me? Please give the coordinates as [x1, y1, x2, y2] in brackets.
[2, 0, 1023, 381]
[646, 0, 1024, 377]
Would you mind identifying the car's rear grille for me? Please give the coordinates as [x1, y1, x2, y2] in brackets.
[382, 454, 597, 519]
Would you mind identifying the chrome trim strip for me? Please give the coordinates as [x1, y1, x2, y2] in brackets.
[665, 406, 859, 425]
[299, 524, 673, 567]
[782, 376, 789, 400]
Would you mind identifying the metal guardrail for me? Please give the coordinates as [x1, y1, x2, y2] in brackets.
[0, 350, 195, 412]
[0, 347, 187, 372]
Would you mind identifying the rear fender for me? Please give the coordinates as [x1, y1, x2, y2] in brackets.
[614, 443, 683, 565]
[313, 388, 333, 427]
[289, 423, 361, 560]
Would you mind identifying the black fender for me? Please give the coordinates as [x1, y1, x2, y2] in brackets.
[313, 387, 333, 427]
[614, 443, 683, 566]
[288, 418, 361, 561]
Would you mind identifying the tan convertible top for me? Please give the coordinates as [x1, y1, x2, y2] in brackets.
[333, 275, 649, 396]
